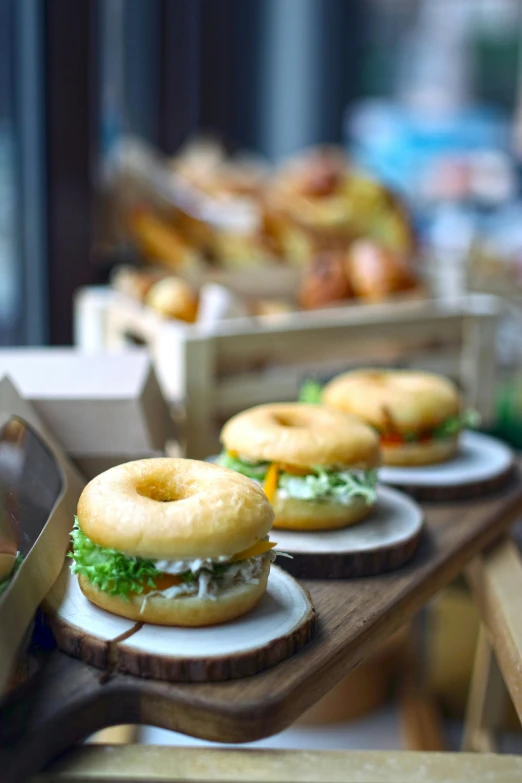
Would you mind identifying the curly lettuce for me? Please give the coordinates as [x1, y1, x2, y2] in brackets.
[298, 379, 324, 404]
[431, 409, 480, 440]
[0, 552, 23, 597]
[384, 410, 481, 442]
[70, 519, 161, 598]
[69, 519, 269, 600]
[217, 452, 269, 481]
[219, 452, 378, 506]
[279, 468, 378, 505]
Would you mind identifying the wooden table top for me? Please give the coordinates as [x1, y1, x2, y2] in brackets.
[138, 475, 522, 743]
[2, 474, 522, 781]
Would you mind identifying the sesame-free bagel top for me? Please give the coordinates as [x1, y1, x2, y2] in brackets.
[323, 370, 460, 434]
[221, 403, 380, 468]
[77, 458, 274, 560]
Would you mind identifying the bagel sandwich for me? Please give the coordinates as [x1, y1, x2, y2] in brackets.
[323, 369, 478, 466]
[218, 403, 380, 530]
[70, 458, 278, 626]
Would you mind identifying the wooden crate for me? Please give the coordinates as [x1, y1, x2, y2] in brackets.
[100, 290, 501, 459]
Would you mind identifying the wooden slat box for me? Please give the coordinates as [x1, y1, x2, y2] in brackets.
[96, 290, 502, 459]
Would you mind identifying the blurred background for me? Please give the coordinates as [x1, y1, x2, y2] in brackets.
[4, 0, 522, 343]
[3, 0, 522, 752]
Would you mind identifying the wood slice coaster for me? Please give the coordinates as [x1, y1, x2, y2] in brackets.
[45, 565, 315, 683]
[379, 431, 516, 502]
[274, 486, 423, 579]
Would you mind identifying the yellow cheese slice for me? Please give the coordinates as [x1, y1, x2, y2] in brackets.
[144, 573, 181, 594]
[228, 450, 239, 459]
[263, 462, 279, 503]
[231, 539, 277, 562]
[278, 462, 312, 476]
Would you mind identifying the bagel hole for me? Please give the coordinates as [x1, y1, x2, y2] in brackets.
[274, 413, 304, 428]
[136, 483, 179, 503]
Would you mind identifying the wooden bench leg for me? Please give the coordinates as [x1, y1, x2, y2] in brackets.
[461, 626, 508, 752]
[397, 624, 447, 751]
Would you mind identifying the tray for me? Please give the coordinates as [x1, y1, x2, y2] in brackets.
[1, 468, 521, 782]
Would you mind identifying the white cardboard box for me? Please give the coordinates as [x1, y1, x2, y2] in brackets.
[0, 349, 173, 460]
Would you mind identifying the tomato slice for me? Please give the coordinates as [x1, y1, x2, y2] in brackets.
[380, 433, 405, 446]
[381, 432, 433, 447]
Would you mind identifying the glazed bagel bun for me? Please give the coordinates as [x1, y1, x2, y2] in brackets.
[71, 458, 275, 626]
[219, 403, 380, 531]
[323, 369, 461, 466]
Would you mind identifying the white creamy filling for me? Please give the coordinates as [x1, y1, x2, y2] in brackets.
[142, 551, 277, 608]
[240, 464, 375, 507]
[278, 470, 376, 505]
[152, 534, 271, 575]
[237, 453, 267, 465]
[153, 554, 231, 575]
[277, 487, 361, 506]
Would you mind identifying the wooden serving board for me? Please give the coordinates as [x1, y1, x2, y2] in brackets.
[46, 566, 315, 683]
[379, 431, 515, 501]
[1, 470, 522, 783]
[274, 486, 424, 579]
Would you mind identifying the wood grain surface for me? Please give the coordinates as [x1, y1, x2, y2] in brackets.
[275, 487, 424, 579]
[1, 470, 522, 782]
[47, 566, 315, 683]
[34, 746, 522, 783]
[466, 536, 522, 725]
[385, 463, 516, 502]
[379, 431, 516, 502]
[280, 530, 422, 579]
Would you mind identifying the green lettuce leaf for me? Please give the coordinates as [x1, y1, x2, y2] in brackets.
[279, 468, 378, 506]
[217, 451, 269, 481]
[431, 409, 480, 440]
[298, 379, 324, 404]
[0, 552, 23, 597]
[219, 450, 378, 506]
[69, 519, 159, 598]
[69, 519, 248, 599]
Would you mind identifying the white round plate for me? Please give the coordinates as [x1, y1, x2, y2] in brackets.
[273, 485, 423, 579]
[274, 485, 422, 555]
[379, 431, 514, 488]
[47, 564, 314, 679]
[119, 566, 310, 659]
